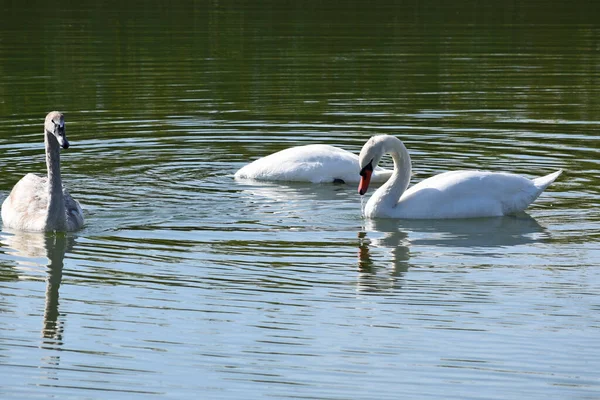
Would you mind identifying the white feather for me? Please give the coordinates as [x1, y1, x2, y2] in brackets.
[235, 144, 392, 184]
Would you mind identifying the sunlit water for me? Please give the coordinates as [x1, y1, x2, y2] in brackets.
[1, 2, 600, 399]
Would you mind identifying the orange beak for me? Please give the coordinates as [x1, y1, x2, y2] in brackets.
[358, 169, 372, 195]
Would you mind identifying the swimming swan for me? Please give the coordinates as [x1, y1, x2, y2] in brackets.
[358, 135, 562, 219]
[1, 111, 84, 232]
[235, 144, 392, 184]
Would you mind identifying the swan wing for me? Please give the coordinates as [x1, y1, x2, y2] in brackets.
[1, 173, 49, 230]
[63, 188, 85, 231]
[395, 170, 560, 219]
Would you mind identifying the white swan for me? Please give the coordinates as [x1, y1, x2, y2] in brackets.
[235, 144, 393, 184]
[1, 111, 84, 232]
[358, 135, 562, 219]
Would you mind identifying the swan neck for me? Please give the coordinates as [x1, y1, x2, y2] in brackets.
[367, 137, 412, 215]
[45, 130, 66, 230]
[387, 139, 412, 200]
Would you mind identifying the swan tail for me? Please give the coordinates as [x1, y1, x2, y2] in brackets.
[503, 169, 562, 215]
[520, 169, 562, 212]
[533, 169, 563, 191]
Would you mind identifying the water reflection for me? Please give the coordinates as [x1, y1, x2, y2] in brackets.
[358, 223, 410, 273]
[357, 214, 549, 292]
[236, 179, 353, 202]
[1, 231, 73, 344]
[356, 219, 411, 293]
[235, 179, 360, 230]
[399, 213, 550, 249]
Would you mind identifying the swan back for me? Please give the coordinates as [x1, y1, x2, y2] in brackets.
[391, 170, 562, 219]
[235, 144, 392, 183]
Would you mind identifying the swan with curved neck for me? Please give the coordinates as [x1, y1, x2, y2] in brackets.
[1, 111, 84, 232]
[235, 144, 392, 184]
[358, 135, 562, 219]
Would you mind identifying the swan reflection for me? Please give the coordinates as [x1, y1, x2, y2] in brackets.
[1, 230, 74, 343]
[357, 220, 411, 292]
[357, 214, 549, 292]
[398, 213, 549, 249]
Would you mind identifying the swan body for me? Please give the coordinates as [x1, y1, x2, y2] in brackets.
[358, 135, 562, 219]
[1, 111, 84, 232]
[235, 144, 393, 184]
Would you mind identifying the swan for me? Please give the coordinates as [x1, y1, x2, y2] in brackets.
[1, 111, 84, 232]
[235, 144, 393, 184]
[358, 135, 562, 219]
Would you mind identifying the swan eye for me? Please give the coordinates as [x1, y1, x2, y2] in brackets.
[52, 120, 65, 135]
[360, 160, 373, 177]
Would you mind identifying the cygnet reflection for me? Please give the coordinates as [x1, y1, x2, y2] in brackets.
[1, 230, 74, 342]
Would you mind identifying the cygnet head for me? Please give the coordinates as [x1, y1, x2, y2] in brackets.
[358, 135, 388, 195]
[44, 111, 69, 149]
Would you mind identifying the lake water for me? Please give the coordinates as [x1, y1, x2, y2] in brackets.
[1, 1, 599, 399]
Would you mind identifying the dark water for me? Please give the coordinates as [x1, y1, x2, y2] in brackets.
[1, 1, 599, 399]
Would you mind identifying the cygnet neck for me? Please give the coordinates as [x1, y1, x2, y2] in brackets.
[44, 130, 66, 231]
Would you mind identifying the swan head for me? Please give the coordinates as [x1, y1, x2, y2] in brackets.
[358, 135, 387, 195]
[45, 111, 69, 149]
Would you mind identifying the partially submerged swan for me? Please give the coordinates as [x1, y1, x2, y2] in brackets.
[358, 135, 562, 219]
[235, 144, 393, 184]
[1, 111, 84, 232]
